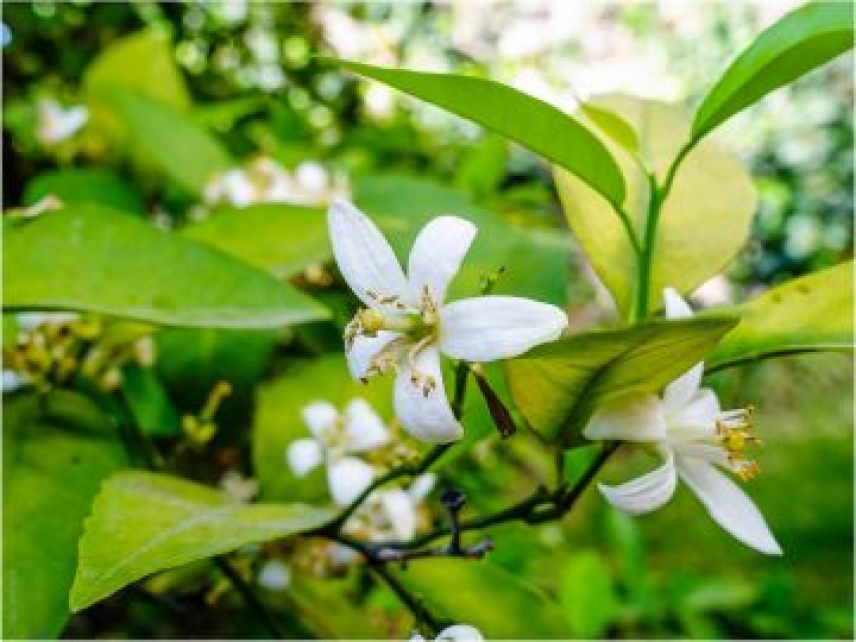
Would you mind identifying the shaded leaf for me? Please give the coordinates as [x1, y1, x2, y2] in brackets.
[692, 3, 855, 141]
[70, 471, 334, 611]
[560, 551, 618, 638]
[506, 316, 738, 445]
[335, 59, 625, 205]
[708, 261, 853, 370]
[3, 391, 127, 638]
[23, 168, 145, 215]
[120, 364, 180, 437]
[2, 205, 329, 328]
[556, 94, 756, 316]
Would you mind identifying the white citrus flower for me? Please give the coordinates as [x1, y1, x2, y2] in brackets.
[584, 288, 781, 555]
[286, 398, 389, 506]
[328, 199, 568, 444]
[36, 99, 88, 145]
[345, 473, 436, 542]
[410, 624, 484, 641]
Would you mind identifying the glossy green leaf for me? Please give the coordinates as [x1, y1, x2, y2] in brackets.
[556, 94, 756, 316]
[109, 89, 232, 196]
[2, 205, 329, 328]
[692, 2, 855, 141]
[506, 316, 738, 445]
[183, 204, 329, 279]
[120, 364, 180, 437]
[708, 261, 854, 370]
[335, 59, 626, 205]
[3, 391, 127, 639]
[23, 168, 145, 215]
[560, 551, 618, 638]
[70, 471, 334, 611]
[399, 559, 572, 638]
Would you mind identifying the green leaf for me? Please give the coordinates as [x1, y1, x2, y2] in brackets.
[2, 205, 329, 329]
[120, 364, 181, 437]
[559, 551, 618, 638]
[579, 101, 639, 153]
[183, 204, 329, 279]
[556, 94, 756, 316]
[692, 2, 855, 141]
[398, 559, 572, 638]
[23, 169, 146, 215]
[708, 261, 854, 370]
[109, 89, 232, 196]
[506, 316, 738, 444]
[83, 28, 190, 136]
[70, 471, 334, 611]
[3, 391, 127, 639]
[334, 59, 626, 206]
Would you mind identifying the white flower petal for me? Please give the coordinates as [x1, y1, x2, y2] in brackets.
[663, 287, 693, 319]
[407, 216, 477, 305]
[394, 346, 463, 443]
[437, 624, 484, 641]
[666, 387, 722, 439]
[408, 472, 436, 502]
[328, 199, 412, 309]
[286, 439, 324, 477]
[598, 447, 677, 515]
[327, 457, 376, 506]
[438, 295, 567, 362]
[346, 330, 405, 380]
[343, 397, 390, 452]
[300, 401, 339, 439]
[379, 488, 418, 540]
[257, 560, 291, 591]
[663, 362, 704, 409]
[584, 394, 667, 443]
[676, 457, 782, 555]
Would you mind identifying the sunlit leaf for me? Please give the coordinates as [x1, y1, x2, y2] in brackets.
[708, 261, 853, 370]
[70, 471, 334, 611]
[692, 2, 855, 141]
[2, 205, 329, 328]
[556, 94, 756, 317]
[399, 559, 572, 638]
[334, 59, 626, 205]
[506, 316, 738, 445]
[3, 391, 127, 638]
[109, 89, 232, 196]
[23, 168, 145, 215]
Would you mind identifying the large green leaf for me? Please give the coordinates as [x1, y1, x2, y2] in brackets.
[2, 205, 329, 328]
[708, 261, 854, 370]
[3, 391, 127, 639]
[23, 168, 146, 215]
[398, 559, 572, 638]
[183, 204, 329, 279]
[335, 60, 625, 206]
[556, 94, 756, 317]
[69, 471, 334, 611]
[559, 551, 618, 638]
[692, 2, 855, 141]
[506, 316, 738, 444]
[109, 89, 232, 196]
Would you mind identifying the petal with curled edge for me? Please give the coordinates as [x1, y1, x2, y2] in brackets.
[327, 456, 376, 507]
[598, 447, 678, 515]
[286, 438, 323, 477]
[677, 456, 782, 555]
[343, 397, 390, 452]
[584, 393, 668, 443]
[328, 199, 412, 309]
[438, 295, 567, 362]
[407, 215, 477, 306]
[393, 346, 463, 444]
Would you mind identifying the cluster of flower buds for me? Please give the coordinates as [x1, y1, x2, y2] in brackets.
[4, 313, 155, 393]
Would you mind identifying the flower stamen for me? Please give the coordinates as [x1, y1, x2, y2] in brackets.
[716, 407, 762, 481]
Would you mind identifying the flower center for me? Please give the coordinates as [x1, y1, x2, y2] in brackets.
[716, 406, 762, 481]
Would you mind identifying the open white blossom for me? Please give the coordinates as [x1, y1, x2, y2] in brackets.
[286, 398, 389, 506]
[37, 99, 88, 145]
[410, 624, 484, 641]
[204, 157, 348, 207]
[328, 199, 568, 444]
[346, 473, 436, 542]
[584, 288, 781, 555]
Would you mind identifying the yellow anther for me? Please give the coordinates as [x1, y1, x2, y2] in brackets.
[359, 308, 386, 334]
[725, 430, 746, 453]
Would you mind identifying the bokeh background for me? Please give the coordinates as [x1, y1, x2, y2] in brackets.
[3, 1, 853, 639]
